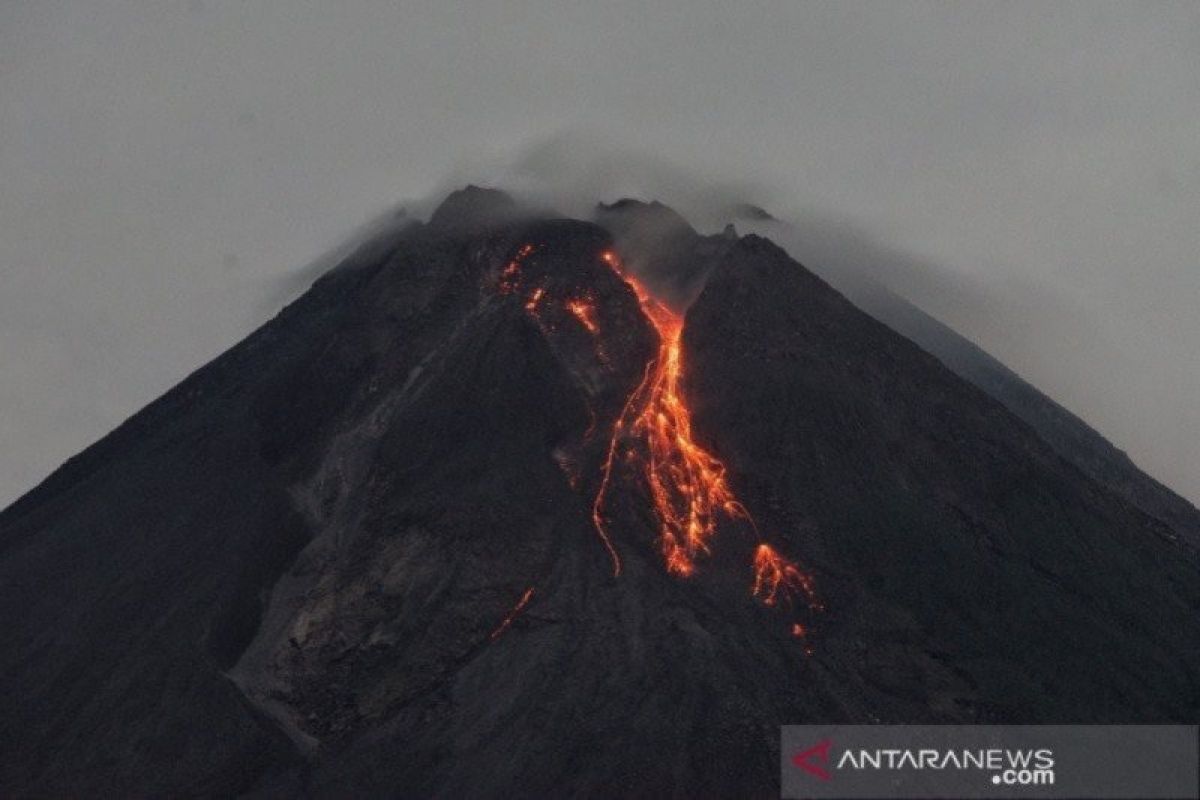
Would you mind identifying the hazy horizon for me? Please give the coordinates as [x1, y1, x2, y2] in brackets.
[2, 1, 1197, 506]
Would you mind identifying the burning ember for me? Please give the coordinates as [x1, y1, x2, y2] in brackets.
[524, 286, 546, 313]
[499, 243, 535, 294]
[565, 297, 600, 335]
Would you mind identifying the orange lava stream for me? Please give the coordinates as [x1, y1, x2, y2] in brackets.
[489, 586, 536, 640]
[497, 243, 822, 637]
[590, 360, 649, 577]
[601, 258, 745, 577]
[594, 251, 820, 619]
[752, 544, 822, 611]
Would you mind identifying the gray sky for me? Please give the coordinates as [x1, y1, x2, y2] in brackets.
[1, 1, 1197, 507]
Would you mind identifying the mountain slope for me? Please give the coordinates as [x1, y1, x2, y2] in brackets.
[1, 189, 1197, 798]
[730, 209, 1200, 548]
[851, 283, 1200, 548]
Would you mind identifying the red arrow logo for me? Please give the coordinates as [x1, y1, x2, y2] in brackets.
[792, 738, 833, 781]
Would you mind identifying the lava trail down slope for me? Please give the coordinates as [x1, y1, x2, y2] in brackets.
[1, 187, 1198, 799]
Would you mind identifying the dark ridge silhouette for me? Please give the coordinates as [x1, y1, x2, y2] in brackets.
[2, 189, 1197, 798]
[726, 205, 1200, 548]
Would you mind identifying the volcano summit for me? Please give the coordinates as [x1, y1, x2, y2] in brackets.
[1, 187, 1198, 798]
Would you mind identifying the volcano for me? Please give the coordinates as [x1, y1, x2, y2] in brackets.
[2, 187, 1198, 798]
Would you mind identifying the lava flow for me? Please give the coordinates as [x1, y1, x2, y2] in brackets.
[500, 243, 535, 294]
[593, 251, 745, 577]
[752, 543, 822, 611]
[489, 586, 536, 640]
[496, 241, 821, 633]
[593, 250, 821, 619]
[565, 297, 600, 335]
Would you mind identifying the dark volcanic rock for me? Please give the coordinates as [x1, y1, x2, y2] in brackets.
[852, 284, 1200, 549]
[594, 198, 715, 310]
[683, 234, 1200, 723]
[724, 206, 1200, 549]
[1, 190, 1198, 798]
[427, 184, 521, 233]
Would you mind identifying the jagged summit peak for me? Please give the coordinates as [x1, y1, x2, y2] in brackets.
[594, 198, 697, 239]
[428, 184, 519, 231]
[728, 202, 775, 222]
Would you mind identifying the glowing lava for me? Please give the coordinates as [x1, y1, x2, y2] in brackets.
[566, 297, 600, 335]
[593, 253, 744, 577]
[525, 286, 546, 313]
[494, 243, 821, 638]
[500, 243, 535, 294]
[489, 586, 536, 640]
[593, 250, 820, 618]
[753, 543, 821, 610]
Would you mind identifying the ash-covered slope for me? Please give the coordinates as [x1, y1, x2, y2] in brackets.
[850, 285, 1200, 548]
[727, 208, 1200, 548]
[1, 188, 1198, 798]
